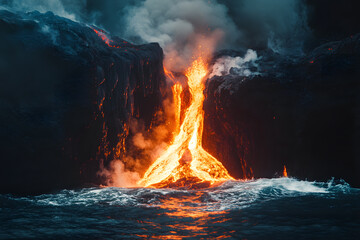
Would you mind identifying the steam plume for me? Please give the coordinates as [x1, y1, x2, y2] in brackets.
[124, 0, 239, 72]
[210, 49, 259, 78]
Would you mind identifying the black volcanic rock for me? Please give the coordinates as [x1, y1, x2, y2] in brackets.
[0, 10, 165, 194]
[204, 34, 360, 186]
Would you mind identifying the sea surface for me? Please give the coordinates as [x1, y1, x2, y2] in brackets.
[1, 178, 359, 239]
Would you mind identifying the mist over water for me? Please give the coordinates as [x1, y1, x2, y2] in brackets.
[1, 178, 359, 239]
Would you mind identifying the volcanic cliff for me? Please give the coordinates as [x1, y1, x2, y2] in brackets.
[204, 34, 360, 186]
[0, 10, 165, 194]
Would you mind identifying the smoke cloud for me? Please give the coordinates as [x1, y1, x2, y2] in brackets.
[210, 49, 260, 78]
[124, 0, 239, 72]
[124, 0, 309, 64]
[218, 0, 309, 55]
[97, 96, 176, 188]
[1, 0, 310, 57]
[98, 160, 140, 188]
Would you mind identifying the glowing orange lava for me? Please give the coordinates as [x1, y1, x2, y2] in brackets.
[283, 165, 288, 177]
[172, 83, 182, 135]
[164, 67, 176, 83]
[138, 56, 234, 187]
[92, 28, 128, 49]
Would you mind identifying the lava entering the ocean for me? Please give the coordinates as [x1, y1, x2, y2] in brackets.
[283, 165, 288, 177]
[138, 56, 234, 188]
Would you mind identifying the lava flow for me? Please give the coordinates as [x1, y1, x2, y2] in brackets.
[283, 165, 288, 177]
[138, 56, 234, 188]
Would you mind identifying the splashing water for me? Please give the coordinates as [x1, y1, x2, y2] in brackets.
[1, 178, 359, 239]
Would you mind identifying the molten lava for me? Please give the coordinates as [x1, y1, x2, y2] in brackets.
[138, 57, 234, 188]
[172, 83, 182, 135]
[283, 165, 288, 177]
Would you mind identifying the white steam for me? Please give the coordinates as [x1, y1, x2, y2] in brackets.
[124, 0, 240, 72]
[98, 111, 172, 188]
[209, 49, 260, 78]
[99, 160, 140, 188]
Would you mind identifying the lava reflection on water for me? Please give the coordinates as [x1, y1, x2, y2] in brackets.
[2, 178, 357, 239]
[149, 191, 232, 239]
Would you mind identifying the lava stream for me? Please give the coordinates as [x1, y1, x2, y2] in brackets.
[138, 57, 234, 188]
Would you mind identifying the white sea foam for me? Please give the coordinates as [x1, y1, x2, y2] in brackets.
[16, 177, 352, 211]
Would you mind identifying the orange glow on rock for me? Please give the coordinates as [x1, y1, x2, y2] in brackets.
[138, 56, 234, 188]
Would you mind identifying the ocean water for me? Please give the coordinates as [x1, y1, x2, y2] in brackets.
[1, 178, 359, 239]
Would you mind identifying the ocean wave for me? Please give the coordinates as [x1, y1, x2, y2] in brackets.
[8, 177, 354, 211]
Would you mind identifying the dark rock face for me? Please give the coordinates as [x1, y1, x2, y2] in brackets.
[0, 10, 165, 194]
[204, 34, 360, 186]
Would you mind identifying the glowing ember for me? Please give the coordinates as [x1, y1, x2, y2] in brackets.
[138, 56, 234, 187]
[283, 165, 288, 177]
